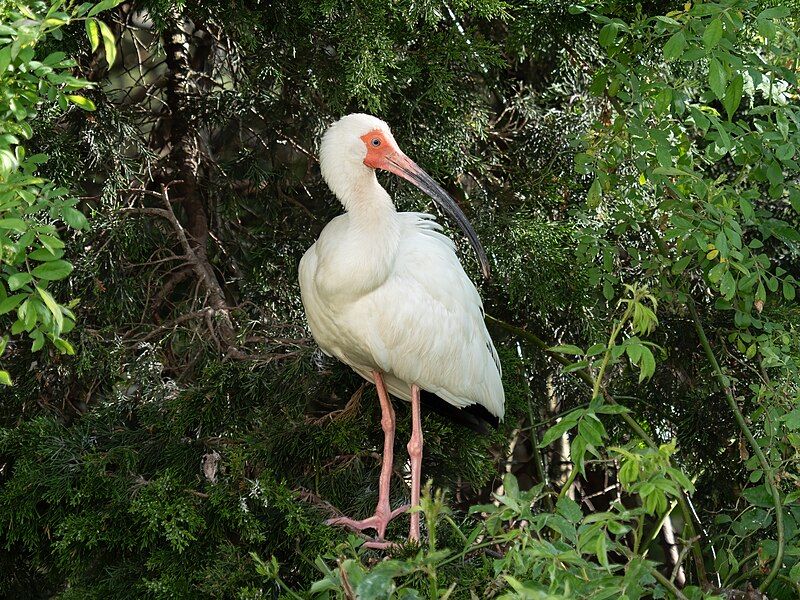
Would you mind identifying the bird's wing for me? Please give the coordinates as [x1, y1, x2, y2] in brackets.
[351, 212, 504, 419]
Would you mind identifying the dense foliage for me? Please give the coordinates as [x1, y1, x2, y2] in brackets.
[0, 0, 798, 598]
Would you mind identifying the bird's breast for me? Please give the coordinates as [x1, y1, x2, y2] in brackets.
[313, 214, 401, 303]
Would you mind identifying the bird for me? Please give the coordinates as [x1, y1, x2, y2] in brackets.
[298, 113, 504, 545]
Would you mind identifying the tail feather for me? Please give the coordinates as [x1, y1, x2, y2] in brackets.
[419, 389, 499, 434]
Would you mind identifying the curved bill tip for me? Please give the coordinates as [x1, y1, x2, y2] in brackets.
[384, 152, 491, 280]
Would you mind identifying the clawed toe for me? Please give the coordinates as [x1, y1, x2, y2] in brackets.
[325, 504, 411, 545]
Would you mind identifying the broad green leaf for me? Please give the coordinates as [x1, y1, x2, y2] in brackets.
[88, 0, 126, 17]
[85, 19, 100, 52]
[540, 410, 583, 446]
[783, 280, 796, 301]
[31, 260, 73, 281]
[663, 31, 685, 60]
[66, 95, 96, 111]
[742, 485, 773, 508]
[28, 248, 64, 262]
[595, 533, 610, 569]
[599, 23, 619, 48]
[703, 19, 723, 49]
[587, 177, 602, 208]
[98, 20, 117, 67]
[62, 206, 89, 229]
[8, 272, 32, 291]
[0, 46, 11, 75]
[549, 344, 583, 355]
[36, 286, 63, 333]
[557, 496, 583, 524]
[723, 74, 743, 120]
[0, 295, 24, 315]
[708, 57, 727, 100]
[578, 416, 605, 446]
[52, 337, 75, 355]
[31, 331, 44, 352]
[638, 347, 655, 382]
[0, 370, 11, 386]
[0, 218, 26, 231]
[671, 255, 692, 274]
[758, 7, 790, 19]
[720, 271, 736, 299]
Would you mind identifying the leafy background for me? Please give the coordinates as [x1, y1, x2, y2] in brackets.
[0, 0, 798, 598]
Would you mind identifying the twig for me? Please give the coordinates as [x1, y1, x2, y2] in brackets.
[687, 296, 784, 592]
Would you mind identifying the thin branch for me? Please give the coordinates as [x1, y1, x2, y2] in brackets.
[687, 296, 784, 592]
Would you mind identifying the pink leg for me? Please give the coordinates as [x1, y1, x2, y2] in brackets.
[408, 384, 423, 543]
[326, 372, 408, 540]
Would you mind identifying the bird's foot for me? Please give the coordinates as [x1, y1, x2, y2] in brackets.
[325, 504, 410, 541]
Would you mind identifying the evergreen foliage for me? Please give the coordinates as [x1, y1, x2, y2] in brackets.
[0, 0, 799, 598]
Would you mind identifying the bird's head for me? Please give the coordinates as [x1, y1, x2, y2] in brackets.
[319, 113, 490, 279]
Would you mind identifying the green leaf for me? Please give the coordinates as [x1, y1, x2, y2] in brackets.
[66, 95, 96, 111]
[549, 344, 583, 355]
[639, 347, 656, 382]
[31, 260, 73, 281]
[31, 331, 44, 352]
[540, 410, 583, 446]
[595, 534, 610, 569]
[666, 467, 695, 493]
[783, 280, 796, 301]
[603, 279, 614, 300]
[85, 18, 100, 51]
[98, 20, 117, 67]
[88, 0, 125, 17]
[720, 271, 736, 300]
[8, 272, 32, 291]
[0, 370, 11, 386]
[355, 569, 396, 600]
[586, 343, 606, 357]
[780, 408, 800, 431]
[739, 198, 755, 221]
[39, 235, 65, 251]
[28, 248, 64, 262]
[599, 23, 619, 48]
[758, 7, 790, 19]
[626, 341, 643, 363]
[723, 74, 743, 120]
[0, 218, 27, 232]
[663, 31, 685, 60]
[791, 563, 800, 585]
[0, 46, 11, 76]
[587, 177, 602, 208]
[742, 485, 773, 508]
[578, 416, 605, 446]
[703, 19, 723, 49]
[557, 496, 583, 524]
[0, 295, 25, 315]
[36, 286, 63, 334]
[708, 57, 727, 100]
[671, 255, 692, 274]
[757, 17, 776, 40]
[52, 337, 75, 355]
[62, 206, 89, 229]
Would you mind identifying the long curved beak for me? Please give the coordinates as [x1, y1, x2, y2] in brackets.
[383, 152, 490, 279]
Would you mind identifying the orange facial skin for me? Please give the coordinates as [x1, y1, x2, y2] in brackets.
[361, 130, 396, 170]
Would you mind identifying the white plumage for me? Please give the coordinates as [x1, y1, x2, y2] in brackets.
[298, 113, 504, 544]
[299, 114, 504, 420]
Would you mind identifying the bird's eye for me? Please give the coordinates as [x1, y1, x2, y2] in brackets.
[371, 138, 381, 147]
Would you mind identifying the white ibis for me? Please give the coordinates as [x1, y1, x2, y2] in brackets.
[299, 113, 504, 545]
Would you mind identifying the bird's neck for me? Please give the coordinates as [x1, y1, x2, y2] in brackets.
[318, 173, 401, 299]
[339, 172, 396, 221]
